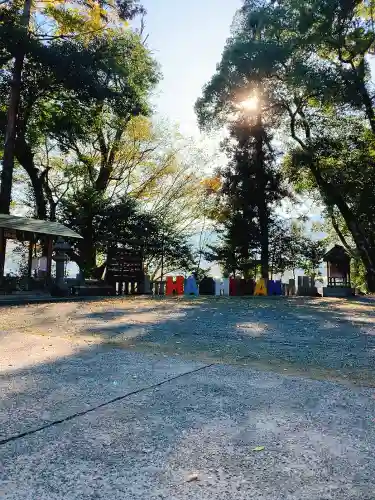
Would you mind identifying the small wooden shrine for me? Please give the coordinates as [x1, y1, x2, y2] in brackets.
[323, 245, 353, 297]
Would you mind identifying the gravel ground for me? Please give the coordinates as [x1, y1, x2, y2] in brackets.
[1, 296, 375, 383]
[1, 296, 375, 499]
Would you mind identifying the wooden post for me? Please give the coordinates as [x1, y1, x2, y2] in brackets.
[27, 234, 33, 279]
[46, 236, 53, 285]
[0, 228, 4, 284]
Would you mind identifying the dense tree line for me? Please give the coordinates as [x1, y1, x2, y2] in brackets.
[196, 0, 375, 291]
[3, 0, 375, 288]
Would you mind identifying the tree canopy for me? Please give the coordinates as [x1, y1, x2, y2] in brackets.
[195, 0, 375, 291]
[3, 0, 375, 289]
[0, 0, 207, 279]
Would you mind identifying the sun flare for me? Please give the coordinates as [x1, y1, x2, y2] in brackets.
[237, 95, 259, 112]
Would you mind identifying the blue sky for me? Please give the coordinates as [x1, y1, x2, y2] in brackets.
[142, 0, 242, 135]
[137, 1, 244, 276]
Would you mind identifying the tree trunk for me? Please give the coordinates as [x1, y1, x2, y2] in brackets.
[0, 0, 32, 214]
[95, 126, 125, 192]
[77, 220, 96, 277]
[78, 243, 97, 277]
[259, 201, 269, 280]
[0, 54, 24, 213]
[255, 114, 269, 280]
[42, 172, 57, 221]
[290, 109, 375, 292]
[350, 60, 375, 135]
[342, 216, 375, 292]
[0, 1, 32, 280]
[328, 210, 355, 257]
[15, 136, 47, 219]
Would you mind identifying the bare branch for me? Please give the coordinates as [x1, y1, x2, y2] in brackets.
[328, 208, 355, 257]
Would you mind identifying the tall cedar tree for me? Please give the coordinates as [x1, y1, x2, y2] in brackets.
[207, 117, 286, 279]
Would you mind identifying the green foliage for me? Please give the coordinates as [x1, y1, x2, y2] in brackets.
[0, 0, 208, 280]
[268, 219, 302, 278]
[0, 10, 156, 105]
[284, 117, 375, 250]
[0, 3, 160, 219]
[351, 256, 368, 292]
[60, 191, 196, 277]
[114, 0, 146, 20]
[205, 236, 247, 278]
[297, 239, 326, 280]
[196, 0, 375, 130]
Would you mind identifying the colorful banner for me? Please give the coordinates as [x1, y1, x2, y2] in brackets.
[215, 278, 230, 296]
[254, 278, 267, 296]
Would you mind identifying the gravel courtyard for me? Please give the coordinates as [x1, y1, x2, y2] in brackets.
[1, 296, 375, 499]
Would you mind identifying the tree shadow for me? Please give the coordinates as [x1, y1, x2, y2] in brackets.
[6, 296, 374, 384]
[0, 342, 205, 440]
[3, 294, 375, 439]
[2, 343, 375, 499]
[71, 296, 375, 385]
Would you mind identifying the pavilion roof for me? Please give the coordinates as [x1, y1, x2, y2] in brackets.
[323, 244, 350, 263]
[0, 214, 83, 239]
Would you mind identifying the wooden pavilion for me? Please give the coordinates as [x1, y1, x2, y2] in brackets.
[0, 214, 82, 287]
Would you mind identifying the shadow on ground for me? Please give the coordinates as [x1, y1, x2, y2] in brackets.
[72, 296, 375, 386]
[2, 296, 375, 385]
[1, 344, 375, 500]
[2, 297, 375, 499]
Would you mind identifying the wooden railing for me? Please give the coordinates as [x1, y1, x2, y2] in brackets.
[328, 277, 351, 287]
